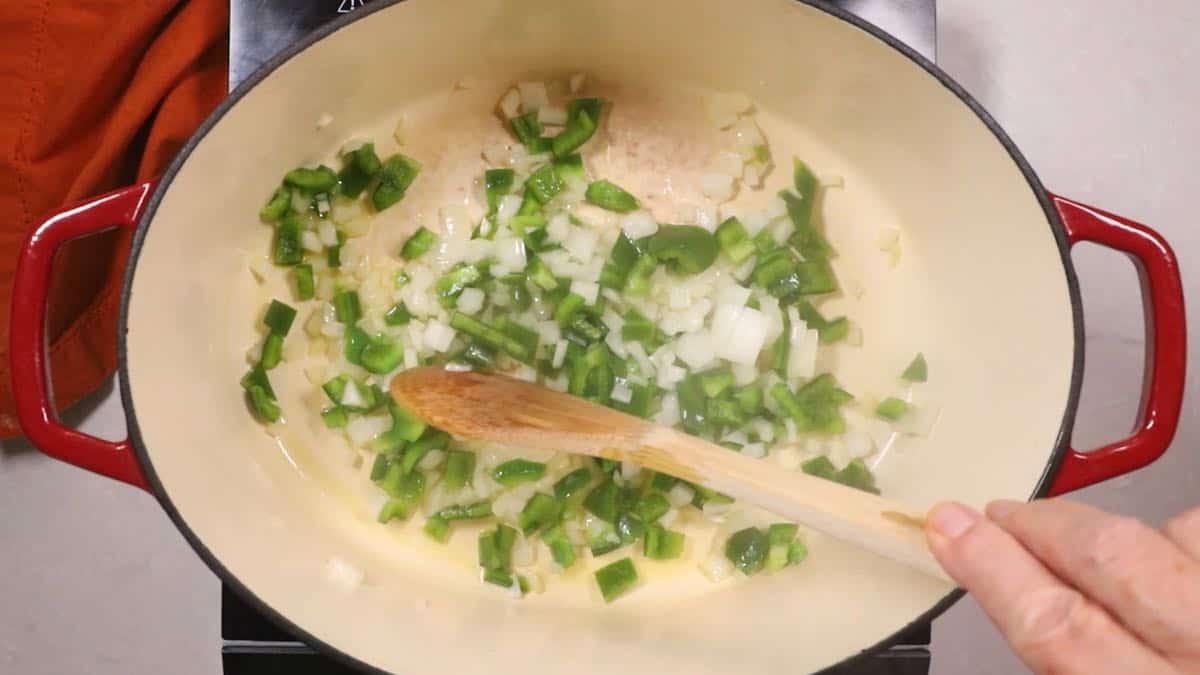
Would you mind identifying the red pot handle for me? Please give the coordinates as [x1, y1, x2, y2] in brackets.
[1047, 194, 1187, 496]
[8, 182, 157, 490]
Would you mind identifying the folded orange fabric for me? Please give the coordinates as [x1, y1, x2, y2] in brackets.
[0, 0, 228, 437]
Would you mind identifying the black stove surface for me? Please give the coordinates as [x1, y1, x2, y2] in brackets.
[224, 1, 938, 673]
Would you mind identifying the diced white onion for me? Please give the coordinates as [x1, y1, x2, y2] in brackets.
[699, 172, 737, 203]
[301, 230, 323, 253]
[569, 279, 600, 305]
[672, 331, 716, 370]
[340, 381, 368, 408]
[547, 213, 571, 241]
[552, 340, 568, 369]
[604, 331, 628, 359]
[667, 483, 696, 508]
[626, 341, 655, 376]
[714, 306, 770, 366]
[620, 210, 659, 239]
[424, 322, 455, 353]
[788, 328, 820, 379]
[741, 211, 770, 236]
[611, 383, 634, 405]
[655, 363, 687, 388]
[347, 414, 391, 446]
[740, 442, 767, 459]
[569, 73, 586, 93]
[784, 418, 798, 442]
[843, 429, 875, 459]
[457, 287, 485, 314]
[619, 461, 641, 483]
[655, 392, 680, 426]
[563, 226, 599, 262]
[517, 81, 549, 112]
[536, 321, 562, 347]
[668, 286, 692, 310]
[538, 105, 567, 126]
[318, 221, 339, 247]
[316, 113, 334, 130]
[403, 347, 419, 370]
[752, 418, 775, 443]
[495, 235, 527, 270]
[498, 88, 521, 118]
[496, 195, 522, 226]
[820, 173, 845, 188]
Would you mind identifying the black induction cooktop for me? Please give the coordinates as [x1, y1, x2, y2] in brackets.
[223, 1, 938, 673]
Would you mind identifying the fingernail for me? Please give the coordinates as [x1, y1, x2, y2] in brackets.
[986, 499, 1022, 520]
[928, 502, 979, 540]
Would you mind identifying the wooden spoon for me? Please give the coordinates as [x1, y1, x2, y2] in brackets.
[391, 367, 951, 582]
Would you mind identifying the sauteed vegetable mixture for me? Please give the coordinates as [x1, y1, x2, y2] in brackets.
[241, 76, 932, 602]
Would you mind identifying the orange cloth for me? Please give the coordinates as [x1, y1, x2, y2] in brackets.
[0, 0, 228, 436]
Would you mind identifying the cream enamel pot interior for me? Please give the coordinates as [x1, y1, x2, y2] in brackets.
[8, 1, 1187, 673]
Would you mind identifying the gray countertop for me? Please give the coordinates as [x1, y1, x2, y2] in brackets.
[2, 1, 1197, 673]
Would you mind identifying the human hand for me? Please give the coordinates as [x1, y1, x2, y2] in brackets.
[925, 499, 1200, 674]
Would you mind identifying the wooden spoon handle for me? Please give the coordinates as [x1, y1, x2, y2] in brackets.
[632, 427, 950, 582]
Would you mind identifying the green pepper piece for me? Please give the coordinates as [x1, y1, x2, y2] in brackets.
[246, 385, 280, 423]
[800, 456, 838, 480]
[284, 165, 338, 193]
[485, 168, 515, 218]
[622, 253, 658, 297]
[491, 459, 546, 487]
[902, 353, 928, 382]
[553, 468, 593, 500]
[332, 290, 361, 325]
[644, 524, 685, 560]
[383, 302, 412, 326]
[540, 526, 577, 569]
[360, 336, 404, 374]
[525, 163, 565, 204]
[552, 100, 602, 157]
[293, 264, 315, 301]
[436, 263, 484, 307]
[647, 225, 719, 275]
[259, 186, 291, 223]
[632, 492, 670, 523]
[435, 501, 493, 521]
[321, 406, 348, 429]
[585, 180, 639, 213]
[734, 386, 763, 416]
[586, 518, 622, 556]
[554, 292, 586, 327]
[715, 217, 756, 263]
[399, 429, 450, 474]
[260, 333, 284, 370]
[835, 458, 880, 494]
[263, 299, 297, 336]
[423, 516, 451, 543]
[725, 527, 769, 575]
[400, 226, 437, 260]
[616, 512, 646, 544]
[698, 368, 734, 398]
[509, 112, 543, 149]
[442, 450, 476, 490]
[875, 397, 910, 422]
[594, 557, 638, 603]
[338, 143, 384, 198]
[377, 470, 426, 522]
[371, 154, 421, 211]
[553, 153, 585, 183]
[344, 326, 371, 365]
[272, 213, 304, 266]
[583, 478, 621, 522]
[517, 493, 563, 535]
[675, 375, 709, 436]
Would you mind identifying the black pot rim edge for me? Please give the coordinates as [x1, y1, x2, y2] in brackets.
[114, 1, 1084, 673]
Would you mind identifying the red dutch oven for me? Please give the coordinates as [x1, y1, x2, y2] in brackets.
[8, 1, 1187, 673]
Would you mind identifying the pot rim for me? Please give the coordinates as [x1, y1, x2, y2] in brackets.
[115, 1, 1085, 672]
